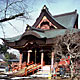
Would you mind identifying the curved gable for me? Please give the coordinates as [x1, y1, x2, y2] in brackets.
[21, 31, 45, 39]
[32, 5, 65, 30]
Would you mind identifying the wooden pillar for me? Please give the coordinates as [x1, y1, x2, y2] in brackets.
[35, 49, 37, 64]
[41, 52, 44, 68]
[51, 51, 54, 73]
[27, 50, 32, 64]
[19, 52, 22, 70]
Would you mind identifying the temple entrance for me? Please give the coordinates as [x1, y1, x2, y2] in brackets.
[44, 52, 51, 65]
[22, 52, 28, 63]
[30, 49, 41, 64]
[22, 48, 51, 65]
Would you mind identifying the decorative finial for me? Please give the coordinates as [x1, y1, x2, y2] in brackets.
[43, 5, 46, 9]
[42, 5, 48, 11]
[26, 24, 30, 31]
[75, 9, 77, 13]
[26, 24, 29, 26]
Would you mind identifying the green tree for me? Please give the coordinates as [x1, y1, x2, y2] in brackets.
[9, 53, 17, 59]
[0, 43, 17, 61]
[0, 44, 8, 54]
[4, 52, 17, 61]
[4, 52, 10, 61]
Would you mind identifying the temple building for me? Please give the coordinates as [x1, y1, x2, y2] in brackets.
[2, 5, 79, 72]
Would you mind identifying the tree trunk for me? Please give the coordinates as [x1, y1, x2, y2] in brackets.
[70, 55, 74, 78]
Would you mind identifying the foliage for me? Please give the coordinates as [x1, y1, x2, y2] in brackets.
[0, 43, 8, 54]
[0, 44, 17, 61]
[9, 53, 17, 59]
[4, 52, 17, 62]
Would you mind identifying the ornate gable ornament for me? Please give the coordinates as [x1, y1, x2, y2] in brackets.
[32, 5, 66, 30]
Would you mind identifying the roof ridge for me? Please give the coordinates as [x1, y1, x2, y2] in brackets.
[53, 10, 77, 17]
[44, 29, 66, 32]
[25, 25, 45, 32]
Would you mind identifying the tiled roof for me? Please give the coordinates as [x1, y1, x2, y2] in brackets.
[33, 28, 80, 38]
[53, 10, 78, 29]
[3, 27, 80, 42]
[4, 35, 22, 42]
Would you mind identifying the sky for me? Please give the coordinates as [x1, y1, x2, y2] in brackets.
[0, 0, 80, 55]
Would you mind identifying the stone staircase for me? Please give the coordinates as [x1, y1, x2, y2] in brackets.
[31, 65, 51, 78]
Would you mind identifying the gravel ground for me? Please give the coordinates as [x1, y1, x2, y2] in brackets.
[19, 77, 72, 80]
[0, 76, 72, 80]
[10, 77, 72, 80]
[0, 72, 74, 80]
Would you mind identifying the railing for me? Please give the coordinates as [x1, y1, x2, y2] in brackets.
[24, 64, 41, 76]
[12, 62, 34, 72]
[12, 64, 41, 77]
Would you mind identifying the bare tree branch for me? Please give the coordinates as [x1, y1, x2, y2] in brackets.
[0, 24, 5, 38]
[63, 42, 71, 52]
[4, 0, 8, 18]
[54, 30, 80, 59]
[0, 13, 24, 22]
[0, 0, 31, 38]
[8, 22, 19, 33]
